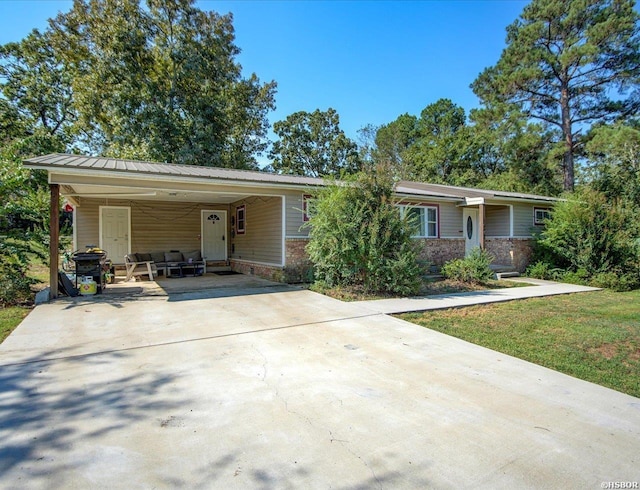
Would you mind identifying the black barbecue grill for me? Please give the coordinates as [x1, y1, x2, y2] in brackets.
[72, 250, 108, 293]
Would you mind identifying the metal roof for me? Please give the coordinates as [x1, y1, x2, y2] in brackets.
[24, 153, 324, 187]
[396, 181, 559, 203]
[24, 153, 558, 203]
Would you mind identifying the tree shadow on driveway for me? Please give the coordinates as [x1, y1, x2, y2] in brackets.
[0, 345, 187, 486]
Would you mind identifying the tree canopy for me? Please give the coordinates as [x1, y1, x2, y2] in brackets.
[472, 0, 640, 191]
[1, 0, 276, 168]
[268, 108, 361, 177]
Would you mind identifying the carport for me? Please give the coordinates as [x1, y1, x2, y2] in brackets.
[24, 153, 322, 299]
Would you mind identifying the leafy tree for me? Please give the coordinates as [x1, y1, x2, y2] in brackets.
[0, 29, 76, 140]
[305, 165, 422, 295]
[537, 188, 639, 285]
[472, 0, 640, 191]
[469, 106, 563, 195]
[374, 113, 419, 176]
[268, 108, 360, 177]
[0, 27, 70, 236]
[48, 0, 275, 168]
[373, 100, 478, 185]
[406, 99, 477, 185]
[585, 121, 640, 207]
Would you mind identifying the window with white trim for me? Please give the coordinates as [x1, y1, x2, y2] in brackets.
[236, 205, 246, 234]
[534, 207, 551, 226]
[399, 205, 438, 238]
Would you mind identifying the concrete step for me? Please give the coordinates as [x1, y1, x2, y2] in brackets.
[207, 265, 232, 273]
[496, 271, 521, 279]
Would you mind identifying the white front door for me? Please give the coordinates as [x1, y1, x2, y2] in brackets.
[100, 206, 130, 264]
[463, 208, 479, 256]
[202, 210, 227, 261]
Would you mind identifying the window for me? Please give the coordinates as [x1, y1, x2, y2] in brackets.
[399, 205, 438, 238]
[534, 207, 551, 226]
[302, 194, 315, 222]
[236, 205, 246, 234]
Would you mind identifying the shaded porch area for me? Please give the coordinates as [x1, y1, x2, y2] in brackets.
[96, 270, 298, 301]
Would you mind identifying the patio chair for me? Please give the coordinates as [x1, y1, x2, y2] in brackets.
[124, 254, 158, 281]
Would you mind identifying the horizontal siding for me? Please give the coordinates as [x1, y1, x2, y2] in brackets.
[286, 191, 310, 237]
[76, 200, 100, 252]
[286, 193, 464, 239]
[231, 196, 282, 265]
[513, 203, 536, 237]
[485, 206, 509, 237]
[439, 202, 463, 238]
[76, 198, 230, 262]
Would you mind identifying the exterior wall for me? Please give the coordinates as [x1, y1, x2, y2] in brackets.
[76, 198, 224, 262]
[485, 205, 510, 237]
[285, 192, 311, 238]
[512, 203, 538, 237]
[438, 202, 463, 238]
[230, 260, 285, 282]
[285, 194, 464, 239]
[415, 238, 465, 267]
[284, 238, 313, 282]
[485, 238, 535, 272]
[280, 237, 468, 279]
[230, 196, 283, 266]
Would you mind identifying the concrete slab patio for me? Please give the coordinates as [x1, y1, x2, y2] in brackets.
[1, 279, 638, 489]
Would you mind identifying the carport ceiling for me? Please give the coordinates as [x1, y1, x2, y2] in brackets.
[62, 184, 252, 204]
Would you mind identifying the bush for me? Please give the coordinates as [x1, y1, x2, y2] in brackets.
[538, 188, 639, 277]
[531, 188, 640, 290]
[0, 238, 36, 306]
[441, 247, 494, 284]
[558, 269, 589, 286]
[525, 261, 554, 280]
[305, 166, 423, 295]
[589, 271, 639, 292]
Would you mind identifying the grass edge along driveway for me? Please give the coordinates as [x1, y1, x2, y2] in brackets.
[399, 289, 640, 398]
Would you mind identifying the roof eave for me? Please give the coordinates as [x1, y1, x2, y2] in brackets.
[26, 163, 325, 191]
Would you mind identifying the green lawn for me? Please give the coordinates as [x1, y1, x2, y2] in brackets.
[0, 306, 30, 344]
[399, 290, 640, 398]
[0, 256, 48, 344]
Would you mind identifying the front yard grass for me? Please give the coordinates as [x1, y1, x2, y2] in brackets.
[0, 307, 31, 344]
[0, 255, 48, 345]
[399, 290, 640, 398]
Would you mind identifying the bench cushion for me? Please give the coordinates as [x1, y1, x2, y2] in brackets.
[164, 251, 183, 262]
[183, 250, 202, 262]
[150, 252, 165, 263]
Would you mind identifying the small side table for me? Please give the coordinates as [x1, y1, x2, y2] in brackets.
[167, 262, 186, 278]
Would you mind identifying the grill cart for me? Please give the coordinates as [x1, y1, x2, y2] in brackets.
[72, 248, 111, 293]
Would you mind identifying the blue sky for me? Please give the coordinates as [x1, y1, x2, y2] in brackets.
[0, 0, 529, 145]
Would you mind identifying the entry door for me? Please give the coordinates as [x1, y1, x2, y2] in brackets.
[463, 208, 479, 256]
[202, 210, 227, 261]
[100, 207, 130, 263]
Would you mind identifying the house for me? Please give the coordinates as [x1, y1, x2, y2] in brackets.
[24, 154, 557, 297]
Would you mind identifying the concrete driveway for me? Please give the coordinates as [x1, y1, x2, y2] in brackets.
[1, 283, 639, 489]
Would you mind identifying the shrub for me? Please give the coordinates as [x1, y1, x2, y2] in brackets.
[441, 247, 494, 284]
[305, 166, 423, 295]
[559, 269, 590, 286]
[0, 238, 36, 306]
[525, 260, 564, 281]
[538, 188, 640, 277]
[589, 271, 639, 292]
